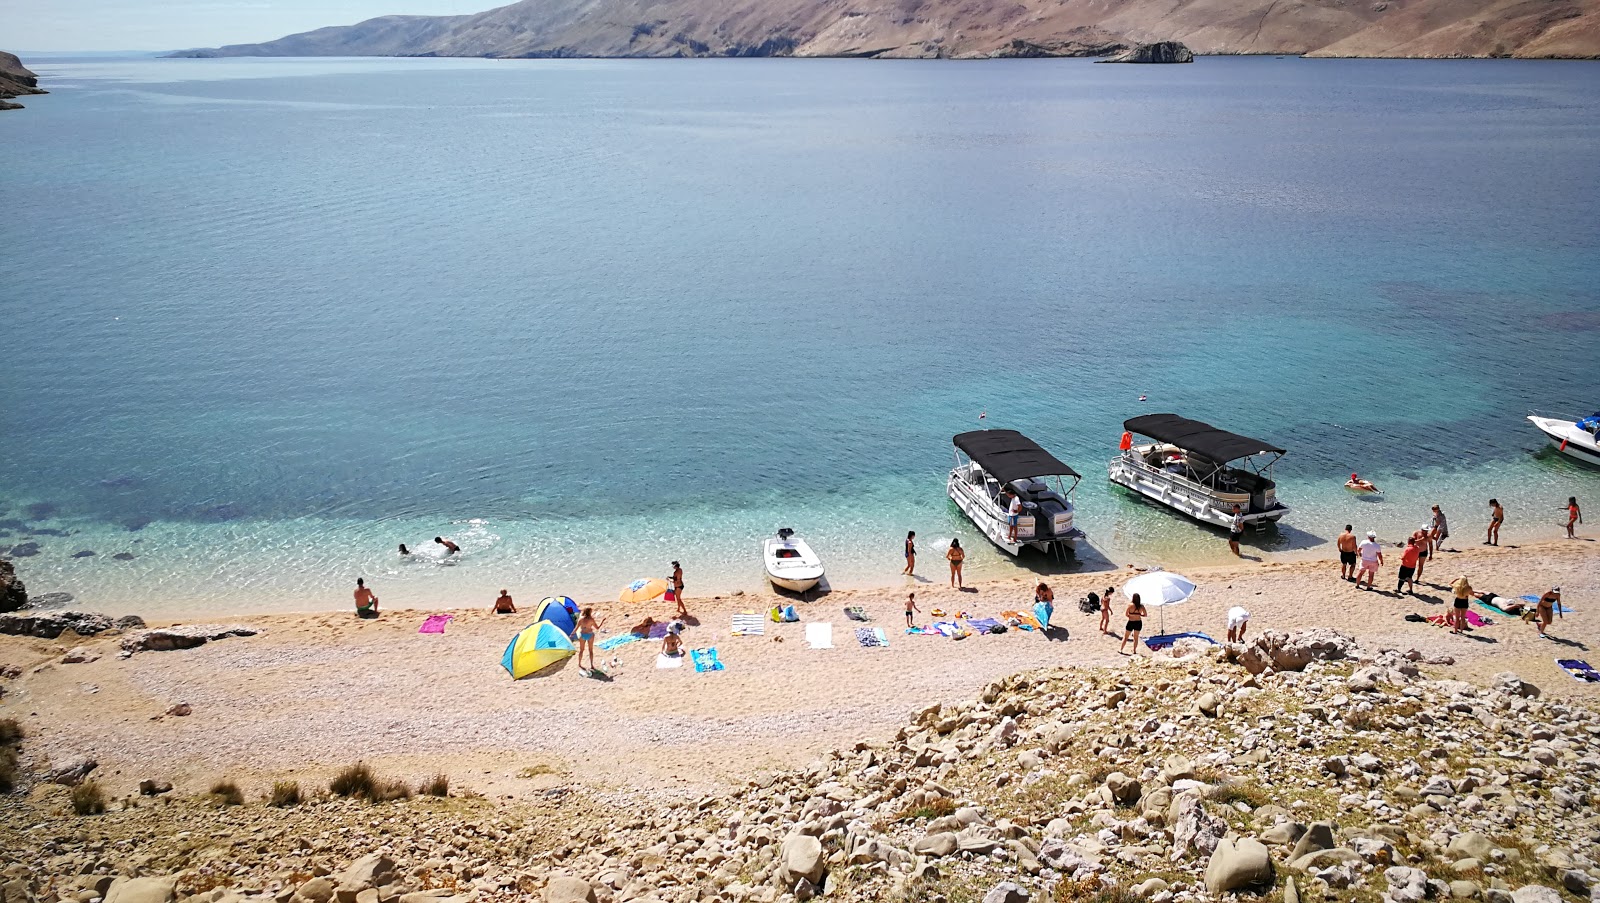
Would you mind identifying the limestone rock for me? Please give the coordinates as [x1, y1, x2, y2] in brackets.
[1106, 771, 1142, 804]
[1510, 888, 1561, 903]
[1448, 833, 1495, 860]
[1197, 692, 1220, 717]
[105, 878, 178, 903]
[0, 560, 25, 613]
[61, 647, 98, 664]
[914, 832, 958, 858]
[334, 854, 396, 895]
[1205, 837, 1274, 894]
[138, 779, 172, 795]
[1386, 867, 1431, 903]
[780, 833, 826, 886]
[1170, 792, 1226, 860]
[1290, 823, 1337, 862]
[0, 610, 115, 639]
[121, 624, 257, 653]
[294, 878, 335, 903]
[46, 756, 97, 786]
[982, 882, 1030, 903]
[542, 877, 596, 903]
[1100, 40, 1195, 63]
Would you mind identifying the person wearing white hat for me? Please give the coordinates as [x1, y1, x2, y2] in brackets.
[1356, 531, 1383, 590]
[1536, 586, 1562, 638]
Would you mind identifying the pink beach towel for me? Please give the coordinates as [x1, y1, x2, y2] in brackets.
[419, 614, 454, 634]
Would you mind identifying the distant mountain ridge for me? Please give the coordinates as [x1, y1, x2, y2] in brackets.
[169, 0, 1600, 60]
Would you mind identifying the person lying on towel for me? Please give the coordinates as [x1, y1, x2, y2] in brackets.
[631, 616, 656, 636]
[1473, 591, 1524, 614]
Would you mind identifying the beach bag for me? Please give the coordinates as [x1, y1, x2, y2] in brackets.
[782, 604, 799, 622]
[769, 606, 783, 623]
[1078, 593, 1100, 614]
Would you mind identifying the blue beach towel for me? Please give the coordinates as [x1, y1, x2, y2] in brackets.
[966, 617, 1003, 634]
[1519, 595, 1573, 614]
[1558, 659, 1599, 682]
[691, 647, 725, 672]
[875, 627, 888, 647]
[1144, 631, 1217, 651]
[598, 633, 643, 651]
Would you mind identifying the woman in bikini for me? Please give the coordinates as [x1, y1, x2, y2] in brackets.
[575, 607, 605, 673]
[1118, 593, 1147, 656]
[1099, 586, 1113, 635]
[902, 531, 916, 576]
[1536, 586, 1561, 638]
[1565, 497, 1582, 539]
[1449, 575, 1473, 635]
[1486, 499, 1504, 546]
[946, 538, 965, 588]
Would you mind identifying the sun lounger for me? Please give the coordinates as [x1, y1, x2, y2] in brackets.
[731, 613, 765, 636]
[844, 606, 870, 622]
[691, 647, 724, 672]
[598, 633, 643, 651]
[1144, 631, 1216, 651]
[1558, 659, 1599, 682]
[806, 622, 834, 649]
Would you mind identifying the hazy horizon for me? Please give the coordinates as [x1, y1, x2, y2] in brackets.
[4, 0, 484, 53]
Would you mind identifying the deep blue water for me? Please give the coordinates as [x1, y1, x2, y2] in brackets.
[2, 55, 1598, 613]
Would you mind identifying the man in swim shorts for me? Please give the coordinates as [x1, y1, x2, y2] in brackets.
[905, 592, 919, 627]
[1226, 606, 1250, 643]
[1337, 525, 1358, 581]
[1356, 531, 1383, 590]
[353, 578, 379, 619]
[434, 536, 461, 554]
[1397, 537, 1419, 595]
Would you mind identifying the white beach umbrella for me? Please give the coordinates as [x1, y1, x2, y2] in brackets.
[1121, 572, 1197, 635]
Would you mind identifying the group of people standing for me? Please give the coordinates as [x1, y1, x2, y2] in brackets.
[901, 531, 969, 589]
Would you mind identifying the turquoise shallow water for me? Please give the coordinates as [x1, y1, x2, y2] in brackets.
[2, 55, 1598, 615]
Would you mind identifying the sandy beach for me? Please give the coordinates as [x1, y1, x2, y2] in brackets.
[2, 537, 1594, 804]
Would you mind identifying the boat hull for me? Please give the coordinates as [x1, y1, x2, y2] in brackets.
[767, 572, 822, 593]
[763, 536, 825, 592]
[1529, 416, 1600, 467]
[1108, 454, 1288, 528]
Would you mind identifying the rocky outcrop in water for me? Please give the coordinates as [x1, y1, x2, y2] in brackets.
[0, 560, 25, 612]
[1099, 40, 1196, 62]
[0, 51, 47, 111]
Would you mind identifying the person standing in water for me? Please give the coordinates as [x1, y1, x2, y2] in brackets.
[1565, 497, 1582, 539]
[434, 536, 461, 554]
[1485, 499, 1504, 546]
[1118, 593, 1147, 655]
[1430, 505, 1449, 550]
[574, 607, 605, 673]
[1228, 505, 1245, 557]
[902, 531, 916, 576]
[398, 543, 411, 557]
[353, 578, 379, 619]
[1337, 525, 1358, 581]
[946, 538, 965, 588]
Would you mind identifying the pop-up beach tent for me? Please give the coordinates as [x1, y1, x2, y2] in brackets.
[501, 620, 575, 679]
[532, 596, 579, 635]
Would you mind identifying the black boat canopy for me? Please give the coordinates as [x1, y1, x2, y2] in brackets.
[1123, 414, 1285, 463]
[953, 430, 1081, 483]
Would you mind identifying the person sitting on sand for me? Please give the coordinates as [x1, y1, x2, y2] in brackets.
[398, 543, 411, 556]
[1118, 593, 1147, 656]
[1535, 586, 1561, 638]
[434, 536, 461, 554]
[492, 589, 516, 614]
[353, 578, 379, 619]
[630, 616, 656, 636]
[661, 630, 684, 657]
[1226, 606, 1250, 643]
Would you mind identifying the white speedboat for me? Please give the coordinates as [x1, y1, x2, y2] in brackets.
[763, 528, 825, 593]
[1529, 412, 1600, 467]
[948, 430, 1083, 557]
[1109, 413, 1289, 529]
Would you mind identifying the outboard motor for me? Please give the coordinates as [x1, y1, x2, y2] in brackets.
[777, 527, 795, 541]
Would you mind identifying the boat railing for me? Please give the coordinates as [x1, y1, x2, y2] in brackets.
[1109, 451, 1252, 506]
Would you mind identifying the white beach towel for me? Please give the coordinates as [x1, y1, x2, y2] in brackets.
[656, 653, 685, 669]
[806, 622, 834, 649]
[731, 613, 766, 636]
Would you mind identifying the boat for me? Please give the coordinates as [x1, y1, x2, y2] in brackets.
[1108, 413, 1290, 529]
[1528, 412, 1600, 467]
[948, 429, 1084, 557]
[763, 528, 825, 593]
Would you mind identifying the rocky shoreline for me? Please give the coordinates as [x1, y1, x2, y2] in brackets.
[1, 626, 1595, 903]
[0, 51, 47, 111]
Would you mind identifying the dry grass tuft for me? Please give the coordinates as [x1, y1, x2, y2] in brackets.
[209, 780, 244, 806]
[70, 781, 106, 815]
[420, 773, 449, 798]
[268, 780, 301, 808]
[330, 762, 376, 799]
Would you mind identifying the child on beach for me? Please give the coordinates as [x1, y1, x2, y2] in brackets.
[1486, 499, 1504, 546]
[1565, 497, 1582, 539]
[904, 592, 920, 627]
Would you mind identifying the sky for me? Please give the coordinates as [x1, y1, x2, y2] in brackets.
[4, 0, 484, 51]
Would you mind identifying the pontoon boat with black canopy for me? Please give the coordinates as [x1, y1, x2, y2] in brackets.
[949, 430, 1084, 556]
[1108, 413, 1290, 528]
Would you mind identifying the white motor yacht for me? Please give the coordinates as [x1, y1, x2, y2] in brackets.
[1108, 413, 1289, 529]
[948, 429, 1083, 557]
[1528, 412, 1600, 467]
[763, 528, 825, 593]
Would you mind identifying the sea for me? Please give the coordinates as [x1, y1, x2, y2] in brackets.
[2, 54, 1598, 616]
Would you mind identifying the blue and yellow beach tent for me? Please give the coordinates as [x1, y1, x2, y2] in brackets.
[500, 620, 575, 679]
[533, 596, 579, 635]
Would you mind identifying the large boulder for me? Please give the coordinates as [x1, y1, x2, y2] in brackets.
[1170, 792, 1227, 860]
[1510, 888, 1561, 903]
[779, 833, 826, 887]
[542, 877, 596, 903]
[914, 832, 959, 858]
[121, 624, 257, 653]
[0, 610, 115, 639]
[1236, 629, 1359, 675]
[1100, 41, 1195, 63]
[983, 882, 1030, 903]
[334, 854, 396, 898]
[1447, 832, 1495, 860]
[105, 878, 178, 903]
[1205, 837, 1274, 894]
[1290, 823, 1338, 862]
[1385, 867, 1431, 903]
[46, 757, 98, 786]
[0, 560, 26, 612]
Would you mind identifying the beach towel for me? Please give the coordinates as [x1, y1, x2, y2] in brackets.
[598, 633, 643, 651]
[1034, 601, 1053, 628]
[806, 622, 834, 649]
[1001, 610, 1041, 631]
[905, 626, 933, 636]
[856, 627, 883, 648]
[875, 627, 888, 647]
[731, 613, 766, 636]
[1558, 659, 1599, 682]
[418, 614, 453, 634]
[1474, 597, 1520, 617]
[1519, 595, 1573, 614]
[656, 653, 684, 669]
[1424, 611, 1490, 629]
[648, 622, 671, 639]
[966, 617, 1003, 634]
[1144, 631, 1216, 650]
[844, 606, 870, 622]
[932, 621, 960, 637]
[691, 647, 724, 672]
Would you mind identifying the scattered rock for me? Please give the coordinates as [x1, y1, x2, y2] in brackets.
[1386, 867, 1431, 903]
[1510, 887, 1561, 903]
[0, 610, 115, 638]
[779, 833, 826, 887]
[28, 591, 74, 607]
[1205, 837, 1274, 894]
[71, 550, 96, 558]
[165, 703, 192, 717]
[46, 756, 98, 786]
[914, 832, 959, 858]
[61, 646, 99, 664]
[0, 560, 26, 612]
[542, 877, 596, 903]
[121, 624, 257, 653]
[982, 882, 1030, 903]
[105, 877, 178, 903]
[112, 552, 136, 561]
[1197, 692, 1220, 717]
[138, 779, 172, 796]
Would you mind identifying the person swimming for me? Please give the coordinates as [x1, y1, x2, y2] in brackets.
[434, 536, 461, 554]
[398, 543, 411, 556]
